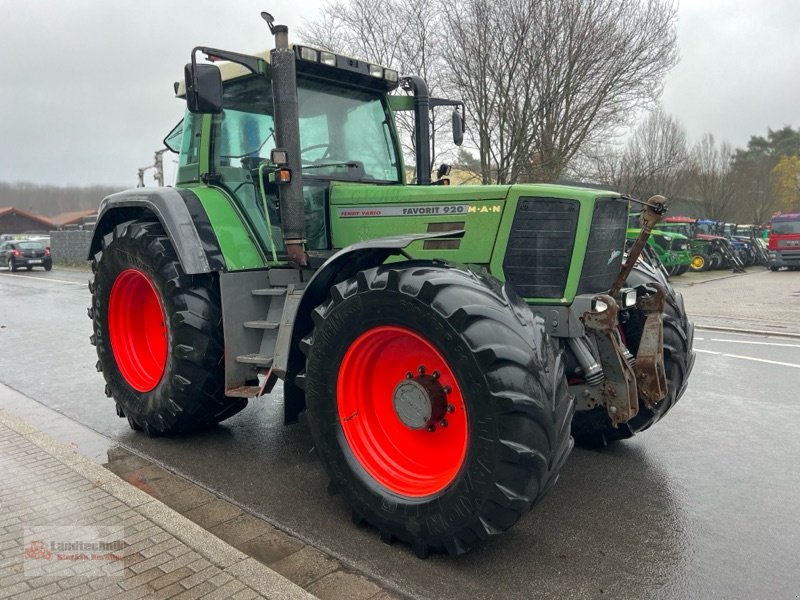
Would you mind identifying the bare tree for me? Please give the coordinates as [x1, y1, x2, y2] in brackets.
[621, 107, 689, 197]
[440, 0, 541, 183]
[442, 0, 678, 184]
[301, 0, 452, 180]
[302, 0, 678, 185]
[686, 134, 737, 221]
[573, 106, 688, 201]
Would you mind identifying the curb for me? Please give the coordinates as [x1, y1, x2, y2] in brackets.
[0, 408, 318, 600]
[694, 324, 800, 340]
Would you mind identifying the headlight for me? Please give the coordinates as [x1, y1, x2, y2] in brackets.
[621, 288, 637, 308]
[299, 47, 319, 62]
[319, 51, 336, 66]
[592, 298, 609, 313]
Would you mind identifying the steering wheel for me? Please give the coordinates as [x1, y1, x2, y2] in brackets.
[300, 143, 331, 161]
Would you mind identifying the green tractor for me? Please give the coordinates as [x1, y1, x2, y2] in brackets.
[626, 214, 692, 277]
[88, 14, 694, 557]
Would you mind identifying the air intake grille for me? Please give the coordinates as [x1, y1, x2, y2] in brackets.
[576, 198, 628, 295]
[503, 198, 579, 298]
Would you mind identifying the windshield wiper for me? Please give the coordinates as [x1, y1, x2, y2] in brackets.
[301, 162, 360, 170]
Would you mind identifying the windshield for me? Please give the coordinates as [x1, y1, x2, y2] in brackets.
[662, 223, 691, 237]
[771, 217, 800, 235]
[695, 222, 714, 235]
[214, 75, 400, 182]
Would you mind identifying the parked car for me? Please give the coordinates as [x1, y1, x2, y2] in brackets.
[0, 240, 53, 271]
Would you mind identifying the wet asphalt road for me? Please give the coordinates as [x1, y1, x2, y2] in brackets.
[1, 267, 800, 599]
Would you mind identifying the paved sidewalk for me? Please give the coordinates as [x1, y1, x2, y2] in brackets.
[0, 409, 317, 600]
[672, 267, 800, 338]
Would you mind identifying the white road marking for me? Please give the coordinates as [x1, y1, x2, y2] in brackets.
[0, 273, 85, 286]
[695, 348, 800, 369]
[709, 338, 800, 349]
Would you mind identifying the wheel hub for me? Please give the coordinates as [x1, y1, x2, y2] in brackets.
[393, 373, 448, 431]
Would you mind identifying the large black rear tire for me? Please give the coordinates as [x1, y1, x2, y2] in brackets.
[572, 260, 695, 447]
[89, 219, 246, 435]
[301, 263, 573, 556]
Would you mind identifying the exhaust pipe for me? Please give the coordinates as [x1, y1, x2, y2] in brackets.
[269, 22, 307, 266]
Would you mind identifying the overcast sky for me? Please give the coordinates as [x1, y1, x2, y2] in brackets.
[0, 0, 798, 188]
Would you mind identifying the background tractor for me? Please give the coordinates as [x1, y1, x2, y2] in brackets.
[88, 13, 694, 557]
[626, 212, 691, 277]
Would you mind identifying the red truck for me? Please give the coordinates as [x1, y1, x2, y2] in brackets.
[768, 212, 800, 271]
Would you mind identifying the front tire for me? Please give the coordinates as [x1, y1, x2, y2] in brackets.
[301, 263, 573, 556]
[572, 260, 695, 447]
[90, 219, 246, 435]
[7, 258, 16, 272]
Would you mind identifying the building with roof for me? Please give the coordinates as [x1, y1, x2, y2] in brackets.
[51, 209, 98, 230]
[0, 207, 55, 236]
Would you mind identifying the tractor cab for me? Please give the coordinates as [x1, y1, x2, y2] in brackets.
[167, 46, 408, 261]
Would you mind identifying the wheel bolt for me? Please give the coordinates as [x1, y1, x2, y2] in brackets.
[432, 370, 440, 379]
[443, 385, 452, 394]
[406, 371, 414, 379]
[427, 424, 436, 432]
[418, 365, 426, 374]
[439, 419, 448, 428]
[446, 404, 455, 413]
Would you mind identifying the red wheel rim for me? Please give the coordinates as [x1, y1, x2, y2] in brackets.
[337, 325, 468, 497]
[108, 269, 168, 392]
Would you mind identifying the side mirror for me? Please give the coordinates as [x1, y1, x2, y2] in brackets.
[184, 63, 223, 114]
[452, 109, 464, 146]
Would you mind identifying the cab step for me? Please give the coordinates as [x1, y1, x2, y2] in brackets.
[252, 288, 288, 297]
[225, 385, 262, 398]
[235, 353, 274, 367]
[243, 320, 280, 330]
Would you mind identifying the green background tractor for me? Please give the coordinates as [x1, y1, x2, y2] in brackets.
[626, 225, 692, 277]
[88, 14, 694, 557]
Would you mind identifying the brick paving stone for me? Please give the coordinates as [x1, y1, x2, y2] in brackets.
[164, 543, 193, 560]
[0, 581, 30, 599]
[207, 513, 274, 548]
[209, 571, 234, 587]
[158, 487, 216, 513]
[6, 582, 59, 600]
[118, 565, 168, 590]
[139, 536, 182, 560]
[170, 579, 217, 600]
[57, 583, 94, 599]
[185, 557, 212, 573]
[178, 564, 222, 589]
[182, 499, 243, 530]
[149, 566, 193, 591]
[128, 546, 180, 575]
[269, 546, 340, 588]
[158, 550, 203, 574]
[0, 571, 27, 589]
[231, 587, 263, 600]
[202, 579, 247, 599]
[0, 412, 333, 600]
[306, 570, 384, 600]
[87, 576, 121, 592]
[152, 582, 186, 600]
[235, 529, 304, 566]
